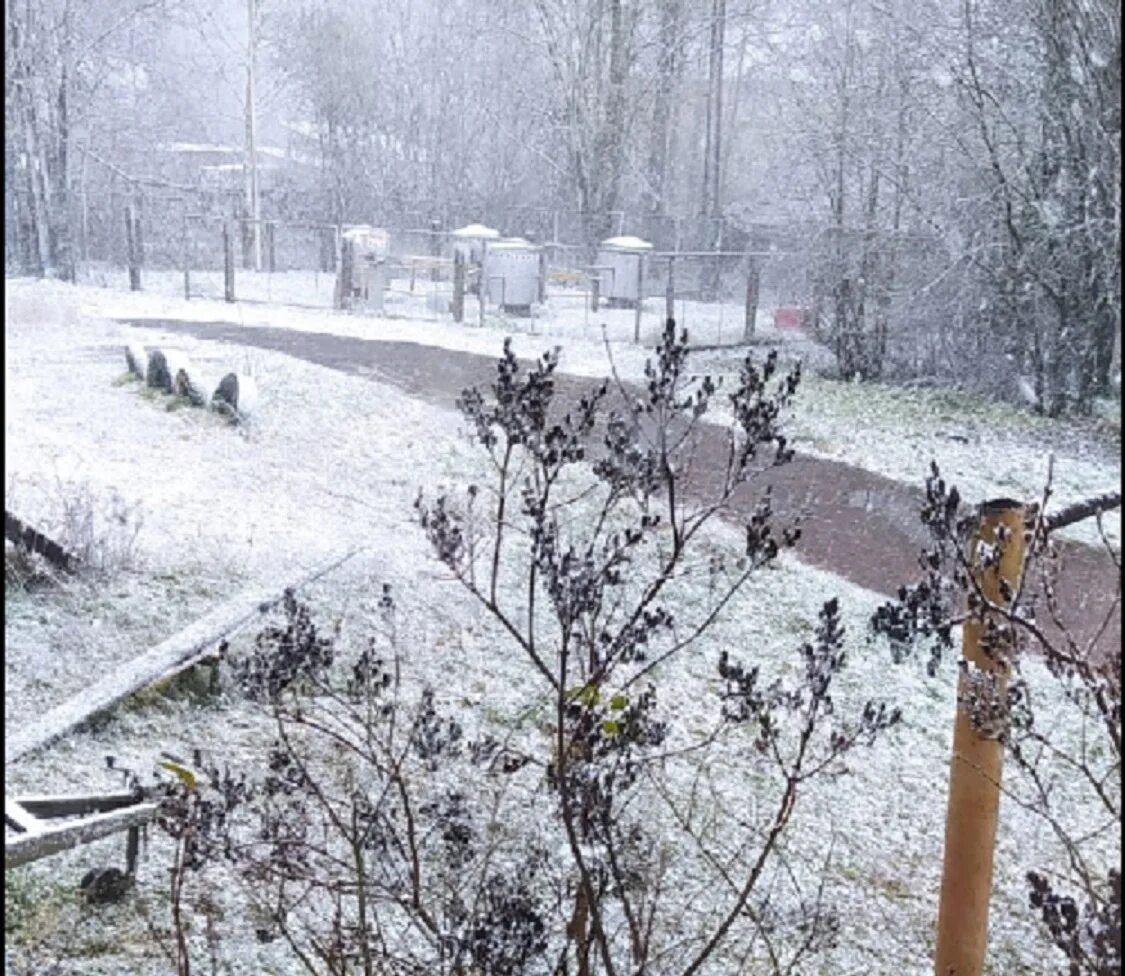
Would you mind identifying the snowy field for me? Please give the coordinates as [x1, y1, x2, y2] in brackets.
[69, 271, 1121, 548]
[4, 277, 1118, 974]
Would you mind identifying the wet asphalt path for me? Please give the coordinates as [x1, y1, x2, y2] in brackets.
[121, 317, 1119, 660]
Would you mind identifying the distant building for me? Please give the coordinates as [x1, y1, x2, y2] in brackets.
[155, 142, 316, 214]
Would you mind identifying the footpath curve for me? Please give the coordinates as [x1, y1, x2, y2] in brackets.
[121, 317, 1120, 660]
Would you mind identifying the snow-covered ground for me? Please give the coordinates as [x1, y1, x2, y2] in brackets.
[4, 277, 1119, 974]
[67, 272, 1121, 548]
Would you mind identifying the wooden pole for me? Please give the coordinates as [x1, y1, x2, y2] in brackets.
[265, 220, 276, 273]
[934, 499, 1025, 976]
[222, 220, 235, 303]
[744, 254, 760, 343]
[665, 255, 675, 322]
[430, 219, 442, 282]
[452, 250, 465, 323]
[125, 204, 140, 291]
[478, 267, 485, 328]
[633, 253, 644, 343]
[182, 213, 190, 301]
[335, 237, 354, 310]
[132, 196, 145, 283]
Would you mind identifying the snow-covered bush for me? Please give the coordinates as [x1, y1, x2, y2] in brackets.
[163, 321, 903, 975]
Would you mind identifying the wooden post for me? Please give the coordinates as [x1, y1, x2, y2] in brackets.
[538, 248, 547, 304]
[182, 213, 191, 301]
[590, 273, 600, 312]
[133, 196, 145, 281]
[222, 220, 235, 303]
[744, 255, 760, 343]
[665, 255, 675, 322]
[430, 219, 442, 282]
[934, 499, 1025, 976]
[265, 220, 276, 273]
[633, 254, 644, 342]
[335, 237, 354, 310]
[452, 250, 465, 323]
[239, 213, 252, 269]
[125, 204, 141, 291]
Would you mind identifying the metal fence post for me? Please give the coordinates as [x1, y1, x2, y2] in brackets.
[934, 499, 1025, 976]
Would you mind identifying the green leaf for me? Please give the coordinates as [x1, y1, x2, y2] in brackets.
[567, 684, 600, 707]
[601, 720, 620, 736]
[158, 760, 198, 790]
[609, 694, 628, 712]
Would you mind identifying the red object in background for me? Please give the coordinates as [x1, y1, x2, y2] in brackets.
[774, 306, 807, 330]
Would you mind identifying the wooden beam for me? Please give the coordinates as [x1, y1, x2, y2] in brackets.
[5, 799, 41, 835]
[5, 549, 360, 765]
[5, 510, 79, 573]
[13, 791, 143, 819]
[5, 802, 159, 870]
[1045, 491, 1122, 534]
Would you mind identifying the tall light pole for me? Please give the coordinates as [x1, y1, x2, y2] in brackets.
[245, 0, 261, 271]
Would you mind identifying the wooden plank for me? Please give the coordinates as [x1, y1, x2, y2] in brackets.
[5, 510, 79, 573]
[5, 800, 40, 835]
[5, 549, 360, 765]
[14, 792, 143, 819]
[547, 269, 585, 285]
[5, 802, 159, 869]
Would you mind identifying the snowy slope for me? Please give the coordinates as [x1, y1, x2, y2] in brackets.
[4, 277, 1117, 975]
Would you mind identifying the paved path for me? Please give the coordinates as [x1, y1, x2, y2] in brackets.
[122, 317, 1120, 660]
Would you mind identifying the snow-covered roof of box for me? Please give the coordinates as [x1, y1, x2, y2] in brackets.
[600, 235, 653, 250]
[451, 224, 500, 239]
[489, 237, 538, 251]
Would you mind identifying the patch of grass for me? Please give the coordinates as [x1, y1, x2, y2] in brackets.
[875, 874, 912, 900]
[119, 659, 224, 713]
[5, 869, 72, 944]
[112, 371, 140, 387]
[136, 384, 166, 403]
[71, 931, 122, 959]
[797, 373, 1041, 436]
[5, 544, 59, 597]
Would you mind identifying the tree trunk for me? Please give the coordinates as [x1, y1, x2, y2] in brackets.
[601, 0, 627, 239]
[701, 0, 726, 218]
[647, 0, 681, 215]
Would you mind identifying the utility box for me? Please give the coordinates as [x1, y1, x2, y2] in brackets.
[773, 305, 811, 331]
[596, 235, 653, 307]
[451, 223, 500, 295]
[484, 238, 543, 316]
[338, 225, 390, 313]
[451, 223, 500, 264]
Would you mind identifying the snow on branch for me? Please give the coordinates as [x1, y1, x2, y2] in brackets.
[1045, 492, 1122, 534]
